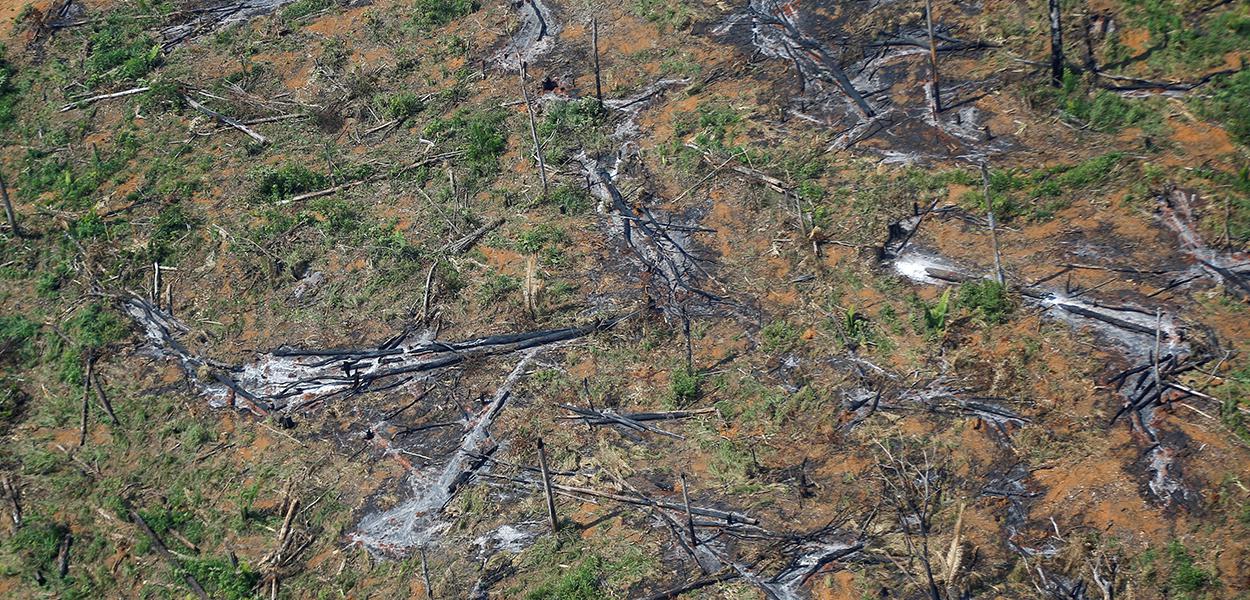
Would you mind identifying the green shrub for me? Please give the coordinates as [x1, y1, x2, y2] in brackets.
[923, 288, 952, 333]
[251, 164, 328, 203]
[669, 369, 700, 405]
[760, 320, 799, 353]
[1198, 69, 1250, 146]
[546, 184, 591, 215]
[1166, 541, 1215, 594]
[383, 91, 426, 121]
[282, 0, 333, 20]
[181, 557, 260, 600]
[412, 0, 478, 29]
[0, 314, 39, 363]
[958, 280, 1011, 325]
[85, 18, 161, 86]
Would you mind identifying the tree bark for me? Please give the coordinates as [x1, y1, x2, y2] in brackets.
[925, 0, 941, 118]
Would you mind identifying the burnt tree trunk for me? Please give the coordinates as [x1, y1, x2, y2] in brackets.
[1049, 0, 1064, 86]
[925, 0, 941, 118]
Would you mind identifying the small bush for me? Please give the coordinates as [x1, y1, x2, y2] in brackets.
[412, 0, 478, 29]
[383, 91, 425, 121]
[958, 280, 1011, 325]
[760, 320, 799, 353]
[669, 369, 701, 405]
[251, 164, 328, 203]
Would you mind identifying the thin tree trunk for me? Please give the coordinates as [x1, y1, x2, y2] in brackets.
[925, 0, 941, 118]
[0, 169, 18, 236]
[592, 17, 604, 112]
[518, 58, 550, 197]
[1049, 0, 1064, 86]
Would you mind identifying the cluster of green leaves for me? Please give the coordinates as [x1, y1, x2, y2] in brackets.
[958, 280, 1012, 325]
[382, 91, 426, 121]
[923, 288, 952, 334]
[668, 368, 701, 405]
[517, 535, 655, 599]
[181, 557, 260, 600]
[674, 100, 741, 151]
[514, 223, 568, 264]
[0, 313, 40, 364]
[760, 320, 800, 353]
[425, 108, 508, 177]
[538, 98, 606, 165]
[51, 303, 128, 387]
[544, 183, 592, 215]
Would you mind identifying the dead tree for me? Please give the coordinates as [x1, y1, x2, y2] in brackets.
[518, 58, 549, 197]
[877, 441, 945, 600]
[1048, 0, 1064, 86]
[0, 168, 18, 236]
[592, 16, 603, 112]
[925, 0, 941, 118]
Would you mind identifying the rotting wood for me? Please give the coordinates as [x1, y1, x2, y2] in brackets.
[184, 96, 269, 145]
[78, 357, 92, 447]
[681, 473, 697, 547]
[559, 404, 685, 439]
[130, 509, 209, 600]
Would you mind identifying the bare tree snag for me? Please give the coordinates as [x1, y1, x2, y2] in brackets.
[925, 0, 941, 118]
[536, 438, 558, 533]
[518, 58, 549, 197]
[592, 17, 603, 112]
[1049, 0, 1064, 86]
[0, 169, 18, 237]
[79, 357, 92, 447]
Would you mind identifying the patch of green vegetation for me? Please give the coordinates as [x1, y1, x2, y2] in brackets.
[84, 16, 162, 87]
[282, 0, 333, 20]
[539, 98, 606, 165]
[0, 52, 19, 129]
[19, 133, 140, 209]
[760, 320, 800, 353]
[1028, 70, 1159, 133]
[669, 368, 701, 405]
[149, 202, 201, 264]
[923, 288, 952, 334]
[181, 556, 260, 600]
[545, 183, 592, 215]
[1119, 0, 1250, 73]
[960, 152, 1126, 221]
[958, 279, 1011, 325]
[411, 0, 478, 29]
[631, 0, 692, 31]
[1197, 69, 1250, 147]
[0, 313, 39, 363]
[516, 534, 656, 599]
[1219, 364, 1250, 443]
[381, 91, 426, 121]
[251, 164, 329, 203]
[2, 516, 69, 581]
[479, 272, 520, 304]
[514, 223, 568, 264]
[52, 303, 127, 386]
[1165, 541, 1215, 596]
[425, 108, 508, 177]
